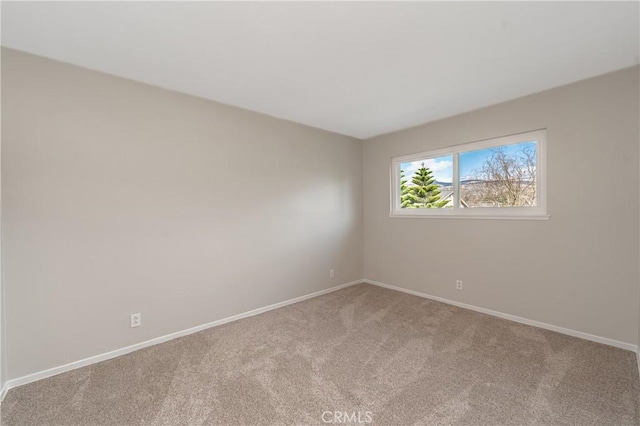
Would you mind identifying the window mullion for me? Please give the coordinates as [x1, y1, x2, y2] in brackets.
[452, 152, 460, 210]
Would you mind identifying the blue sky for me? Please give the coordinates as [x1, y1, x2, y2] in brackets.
[401, 141, 536, 183]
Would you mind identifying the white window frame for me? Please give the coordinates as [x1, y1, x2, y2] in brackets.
[390, 129, 548, 220]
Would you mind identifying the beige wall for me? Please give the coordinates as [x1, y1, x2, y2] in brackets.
[1, 48, 364, 380]
[2, 46, 639, 382]
[0, 50, 4, 391]
[363, 66, 640, 345]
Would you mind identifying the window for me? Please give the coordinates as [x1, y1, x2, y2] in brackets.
[390, 129, 548, 219]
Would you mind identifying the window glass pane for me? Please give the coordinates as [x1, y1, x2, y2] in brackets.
[400, 155, 453, 209]
[459, 141, 537, 208]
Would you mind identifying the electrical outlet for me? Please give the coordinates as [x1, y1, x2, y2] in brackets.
[456, 280, 463, 290]
[329, 269, 335, 278]
[130, 313, 141, 328]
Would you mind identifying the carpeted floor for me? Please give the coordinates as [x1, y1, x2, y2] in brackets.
[2, 283, 639, 425]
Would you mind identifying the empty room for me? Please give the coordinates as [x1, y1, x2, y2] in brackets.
[1, 1, 640, 425]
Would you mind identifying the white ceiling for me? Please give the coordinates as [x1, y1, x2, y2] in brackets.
[2, 2, 639, 139]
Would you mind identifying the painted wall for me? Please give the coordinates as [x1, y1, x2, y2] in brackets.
[1, 48, 364, 380]
[2, 46, 639, 383]
[0, 49, 4, 394]
[363, 66, 640, 346]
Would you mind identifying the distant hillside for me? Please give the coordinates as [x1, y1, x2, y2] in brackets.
[435, 180, 485, 187]
[435, 179, 533, 187]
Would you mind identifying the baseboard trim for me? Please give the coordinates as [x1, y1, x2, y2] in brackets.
[0, 382, 8, 402]
[1, 279, 364, 399]
[4, 277, 634, 401]
[364, 279, 637, 352]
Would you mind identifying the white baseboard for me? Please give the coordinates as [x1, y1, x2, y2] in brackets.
[0, 382, 7, 402]
[1, 279, 364, 399]
[3, 277, 635, 402]
[365, 279, 637, 352]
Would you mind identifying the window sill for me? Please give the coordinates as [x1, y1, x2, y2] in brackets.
[389, 213, 550, 221]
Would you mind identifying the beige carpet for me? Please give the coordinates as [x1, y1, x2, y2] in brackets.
[2, 283, 639, 425]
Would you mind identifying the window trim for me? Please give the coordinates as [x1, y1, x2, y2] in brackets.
[390, 129, 549, 220]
